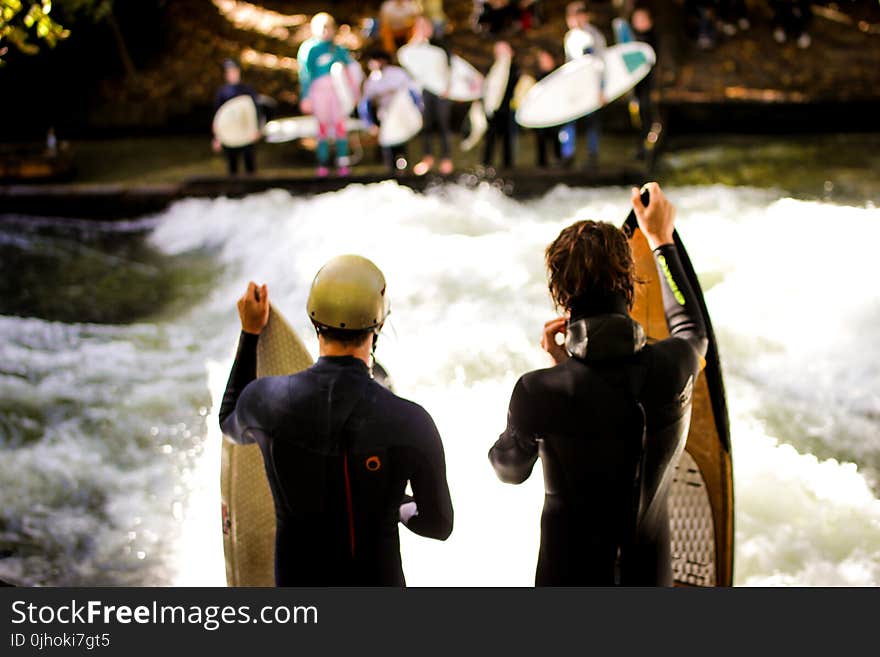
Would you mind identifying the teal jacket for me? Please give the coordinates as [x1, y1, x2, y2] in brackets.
[297, 38, 353, 99]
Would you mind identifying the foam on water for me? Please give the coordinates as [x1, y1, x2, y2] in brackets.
[2, 181, 878, 586]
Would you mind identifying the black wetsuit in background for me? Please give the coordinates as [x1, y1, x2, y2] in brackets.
[421, 36, 453, 160]
[483, 60, 520, 169]
[220, 344, 453, 586]
[534, 68, 560, 167]
[214, 82, 259, 175]
[632, 26, 658, 157]
[489, 242, 708, 586]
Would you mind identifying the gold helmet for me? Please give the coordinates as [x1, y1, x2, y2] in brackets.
[306, 255, 389, 331]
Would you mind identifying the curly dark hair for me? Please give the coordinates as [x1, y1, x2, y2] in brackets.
[545, 220, 636, 311]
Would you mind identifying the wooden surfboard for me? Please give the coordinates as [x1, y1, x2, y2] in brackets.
[220, 305, 313, 586]
[624, 208, 734, 587]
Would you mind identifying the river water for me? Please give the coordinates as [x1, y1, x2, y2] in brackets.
[1, 136, 878, 586]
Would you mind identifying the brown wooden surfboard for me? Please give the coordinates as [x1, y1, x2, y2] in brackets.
[627, 222, 734, 587]
[220, 305, 314, 586]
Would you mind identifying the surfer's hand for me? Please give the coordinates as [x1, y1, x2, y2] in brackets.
[541, 317, 569, 365]
[632, 182, 675, 249]
[238, 282, 270, 335]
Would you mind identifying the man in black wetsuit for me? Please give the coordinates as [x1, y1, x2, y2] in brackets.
[212, 58, 259, 175]
[220, 255, 453, 586]
[482, 40, 520, 170]
[489, 183, 707, 586]
[631, 6, 658, 161]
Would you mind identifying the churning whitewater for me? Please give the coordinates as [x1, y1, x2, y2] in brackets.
[1, 182, 878, 586]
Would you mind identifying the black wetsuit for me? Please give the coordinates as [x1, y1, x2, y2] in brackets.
[534, 68, 560, 167]
[421, 36, 452, 160]
[214, 82, 259, 175]
[489, 242, 708, 586]
[482, 61, 520, 169]
[632, 26, 658, 156]
[220, 341, 453, 586]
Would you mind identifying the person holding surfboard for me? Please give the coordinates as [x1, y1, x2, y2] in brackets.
[532, 46, 561, 167]
[408, 16, 454, 176]
[212, 59, 259, 175]
[359, 50, 423, 173]
[489, 183, 709, 586]
[297, 13, 362, 177]
[219, 256, 454, 586]
[630, 6, 658, 160]
[561, 2, 606, 169]
[482, 40, 520, 170]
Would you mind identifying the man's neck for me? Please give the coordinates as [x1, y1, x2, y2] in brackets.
[318, 339, 372, 366]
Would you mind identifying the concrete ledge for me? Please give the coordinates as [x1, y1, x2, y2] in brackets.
[0, 166, 649, 219]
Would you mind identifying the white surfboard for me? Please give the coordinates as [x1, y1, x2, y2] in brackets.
[515, 57, 604, 129]
[378, 89, 423, 147]
[263, 116, 367, 143]
[213, 95, 261, 148]
[460, 100, 488, 152]
[331, 61, 364, 116]
[515, 42, 655, 128]
[483, 54, 511, 118]
[600, 42, 656, 105]
[397, 43, 484, 102]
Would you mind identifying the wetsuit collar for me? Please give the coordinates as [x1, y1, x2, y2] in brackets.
[569, 289, 630, 318]
[315, 355, 371, 373]
[566, 291, 646, 361]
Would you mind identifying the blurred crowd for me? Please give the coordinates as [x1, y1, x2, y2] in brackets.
[212, 1, 821, 178]
[685, 1, 813, 50]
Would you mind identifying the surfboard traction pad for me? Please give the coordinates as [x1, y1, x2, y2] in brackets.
[629, 228, 734, 587]
[221, 306, 314, 586]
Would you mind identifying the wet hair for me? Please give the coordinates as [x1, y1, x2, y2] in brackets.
[545, 220, 636, 311]
[314, 325, 374, 347]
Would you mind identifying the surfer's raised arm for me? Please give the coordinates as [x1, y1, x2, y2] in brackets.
[218, 281, 270, 441]
[631, 183, 708, 360]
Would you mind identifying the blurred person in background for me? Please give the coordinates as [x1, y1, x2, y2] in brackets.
[483, 40, 520, 170]
[408, 16, 455, 175]
[380, 0, 423, 53]
[297, 13, 363, 177]
[533, 45, 561, 168]
[213, 58, 260, 175]
[630, 5, 658, 160]
[359, 49, 423, 174]
[561, 2, 606, 169]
